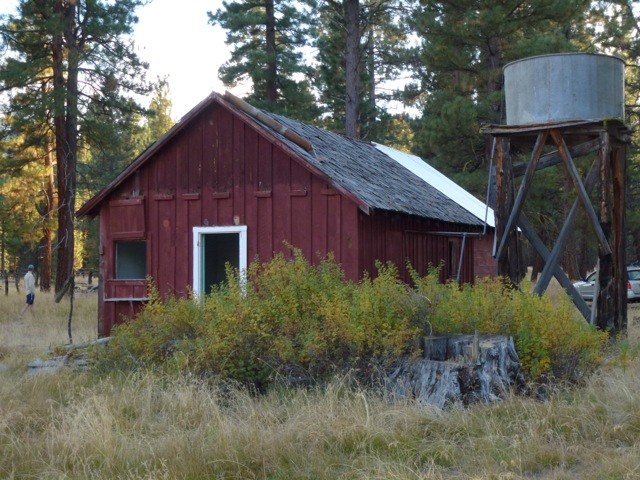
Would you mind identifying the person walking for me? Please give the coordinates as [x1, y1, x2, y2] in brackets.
[19, 264, 36, 320]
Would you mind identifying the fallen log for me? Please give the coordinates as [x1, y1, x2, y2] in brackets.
[386, 334, 522, 409]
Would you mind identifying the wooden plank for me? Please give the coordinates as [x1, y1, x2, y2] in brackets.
[512, 138, 600, 177]
[596, 131, 614, 331]
[517, 215, 592, 320]
[551, 129, 611, 255]
[340, 198, 359, 279]
[534, 154, 601, 296]
[495, 131, 547, 261]
[272, 148, 291, 255]
[175, 144, 189, 290]
[311, 176, 328, 258]
[612, 145, 627, 333]
[257, 136, 274, 259]
[216, 110, 234, 225]
[98, 213, 109, 337]
[158, 199, 176, 293]
[290, 162, 312, 258]
[494, 137, 523, 282]
[232, 113, 246, 227]
[327, 194, 342, 260]
[245, 128, 259, 259]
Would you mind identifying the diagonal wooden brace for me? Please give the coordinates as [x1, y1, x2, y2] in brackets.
[551, 129, 611, 255]
[495, 131, 547, 261]
[517, 215, 592, 321]
[533, 154, 602, 297]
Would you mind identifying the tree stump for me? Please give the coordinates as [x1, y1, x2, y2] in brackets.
[386, 334, 522, 409]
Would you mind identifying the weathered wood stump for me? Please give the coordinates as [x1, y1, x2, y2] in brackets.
[386, 334, 522, 408]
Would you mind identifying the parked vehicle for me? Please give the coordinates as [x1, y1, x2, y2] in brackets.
[572, 267, 640, 302]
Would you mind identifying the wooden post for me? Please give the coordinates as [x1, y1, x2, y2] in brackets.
[486, 121, 628, 332]
[612, 144, 627, 334]
[596, 132, 615, 331]
[494, 137, 523, 283]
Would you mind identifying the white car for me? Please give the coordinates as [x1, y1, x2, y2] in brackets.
[572, 267, 640, 302]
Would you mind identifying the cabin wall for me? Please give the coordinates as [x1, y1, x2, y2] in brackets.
[357, 210, 491, 285]
[97, 105, 360, 335]
[473, 233, 497, 279]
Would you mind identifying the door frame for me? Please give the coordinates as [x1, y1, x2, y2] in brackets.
[192, 225, 247, 297]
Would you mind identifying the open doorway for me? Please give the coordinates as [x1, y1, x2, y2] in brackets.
[192, 226, 247, 296]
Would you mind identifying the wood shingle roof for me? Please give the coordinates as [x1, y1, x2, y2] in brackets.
[78, 91, 494, 229]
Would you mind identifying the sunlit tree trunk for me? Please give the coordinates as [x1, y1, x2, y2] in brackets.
[54, 0, 78, 293]
[39, 142, 56, 292]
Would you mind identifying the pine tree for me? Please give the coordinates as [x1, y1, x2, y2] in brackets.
[209, 0, 320, 121]
[408, 0, 591, 174]
[0, 0, 151, 293]
[145, 76, 174, 144]
[312, 0, 413, 140]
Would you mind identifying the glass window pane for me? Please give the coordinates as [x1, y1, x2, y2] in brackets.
[116, 241, 147, 279]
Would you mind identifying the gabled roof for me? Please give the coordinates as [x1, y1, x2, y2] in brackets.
[78, 91, 494, 229]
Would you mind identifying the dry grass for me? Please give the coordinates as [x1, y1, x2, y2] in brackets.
[0, 288, 98, 364]
[1, 285, 640, 478]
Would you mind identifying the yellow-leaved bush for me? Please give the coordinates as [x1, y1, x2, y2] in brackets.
[411, 269, 608, 381]
[96, 252, 608, 387]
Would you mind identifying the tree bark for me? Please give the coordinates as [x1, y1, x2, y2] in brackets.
[596, 132, 615, 332]
[344, 0, 360, 139]
[265, 0, 277, 105]
[39, 140, 56, 292]
[54, 0, 78, 293]
[386, 335, 522, 408]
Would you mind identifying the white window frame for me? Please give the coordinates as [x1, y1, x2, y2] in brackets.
[192, 225, 247, 298]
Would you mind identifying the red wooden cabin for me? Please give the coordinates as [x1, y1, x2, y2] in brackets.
[77, 92, 496, 337]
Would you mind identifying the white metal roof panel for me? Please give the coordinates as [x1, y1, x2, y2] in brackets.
[374, 143, 495, 227]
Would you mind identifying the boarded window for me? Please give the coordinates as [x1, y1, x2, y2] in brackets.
[116, 240, 147, 279]
[108, 198, 145, 239]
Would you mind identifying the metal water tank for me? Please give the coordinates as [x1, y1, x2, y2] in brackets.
[504, 53, 625, 125]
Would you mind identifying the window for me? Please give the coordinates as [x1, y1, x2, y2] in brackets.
[115, 240, 147, 279]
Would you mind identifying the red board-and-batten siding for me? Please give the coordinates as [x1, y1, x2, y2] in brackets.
[97, 103, 492, 336]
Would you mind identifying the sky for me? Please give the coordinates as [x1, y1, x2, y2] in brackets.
[2, 0, 237, 120]
[133, 0, 237, 119]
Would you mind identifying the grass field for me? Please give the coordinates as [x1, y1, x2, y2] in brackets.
[1, 287, 640, 478]
[0, 288, 98, 360]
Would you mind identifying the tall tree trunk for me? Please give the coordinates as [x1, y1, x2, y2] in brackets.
[365, 27, 376, 137]
[39, 142, 56, 292]
[265, 0, 277, 105]
[54, 0, 78, 293]
[344, 0, 360, 139]
[483, 35, 503, 120]
[53, 0, 67, 293]
[482, 36, 503, 164]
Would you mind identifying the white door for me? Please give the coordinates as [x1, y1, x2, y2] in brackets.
[192, 226, 247, 297]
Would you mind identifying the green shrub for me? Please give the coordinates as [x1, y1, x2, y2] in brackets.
[96, 250, 423, 387]
[411, 271, 608, 381]
[96, 254, 607, 387]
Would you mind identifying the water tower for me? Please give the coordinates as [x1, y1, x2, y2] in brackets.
[482, 53, 630, 333]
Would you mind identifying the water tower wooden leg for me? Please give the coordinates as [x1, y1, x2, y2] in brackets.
[612, 144, 627, 333]
[595, 132, 613, 331]
[494, 137, 524, 283]
[495, 132, 547, 261]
